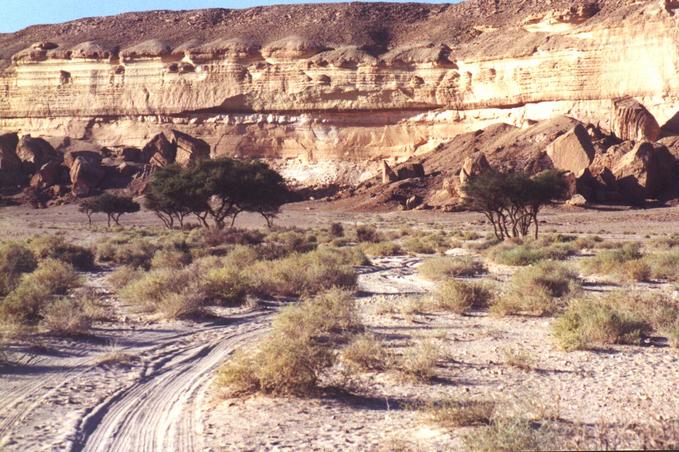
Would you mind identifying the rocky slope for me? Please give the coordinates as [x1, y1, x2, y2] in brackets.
[1, 1, 679, 187]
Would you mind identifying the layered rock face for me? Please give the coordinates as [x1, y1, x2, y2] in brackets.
[1, 1, 679, 185]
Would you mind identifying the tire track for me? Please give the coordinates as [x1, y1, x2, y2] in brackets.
[71, 316, 270, 452]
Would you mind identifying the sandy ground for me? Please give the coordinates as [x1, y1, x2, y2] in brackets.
[1, 203, 678, 450]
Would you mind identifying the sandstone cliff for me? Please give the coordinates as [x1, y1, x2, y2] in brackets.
[1, 1, 679, 185]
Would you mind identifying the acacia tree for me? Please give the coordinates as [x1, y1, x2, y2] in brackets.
[81, 193, 141, 227]
[463, 170, 566, 240]
[144, 165, 199, 229]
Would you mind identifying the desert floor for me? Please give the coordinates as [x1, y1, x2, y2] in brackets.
[0, 202, 678, 451]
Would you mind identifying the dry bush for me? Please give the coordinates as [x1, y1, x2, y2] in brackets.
[329, 222, 345, 238]
[580, 243, 649, 282]
[399, 339, 441, 382]
[362, 241, 404, 257]
[96, 237, 158, 269]
[267, 230, 318, 255]
[0, 242, 36, 296]
[486, 241, 576, 266]
[150, 249, 192, 270]
[221, 245, 261, 267]
[552, 297, 651, 351]
[107, 265, 143, 290]
[27, 235, 95, 270]
[422, 398, 495, 428]
[245, 248, 358, 298]
[419, 256, 486, 281]
[341, 332, 389, 371]
[218, 288, 357, 396]
[433, 280, 493, 314]
[401, 237, 436, 255]
[355, 224, 381, 243]
[40, 297, 93, 336]
[203, 263, 250, 306]
[644, 249, 679, 282]
[492, 261, 579, 317]
[599, 291, 679, 344]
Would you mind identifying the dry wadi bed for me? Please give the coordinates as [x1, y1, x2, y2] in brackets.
[0, 203, 678, 451]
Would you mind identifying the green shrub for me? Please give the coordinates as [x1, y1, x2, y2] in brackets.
[27, 235, 95, 270]
[433, 280, 493, 314]
[492, 261, 579, 316]
[362, 241, 404, 257]
[486, 241, 575, 266]
[419, 256, 486, 280]
[217, 288, 357, 396]
[581, 242, 648, 281]
[552, 297, 651, 351]
[0, 242, 37, 296]
[0, 259, 80, 326]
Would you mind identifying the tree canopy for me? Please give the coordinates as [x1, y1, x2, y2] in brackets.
[463, 169, 566, 240]
[80, 193, 140, 227]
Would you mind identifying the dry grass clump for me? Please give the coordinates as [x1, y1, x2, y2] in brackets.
[218, 288, 358, 396]
[354, 224, 382, 243]
[463, 416, 556, 452]
[398, 339, 442, 382]
[341, 332, 389, 371]
[552, 296, 651, 351]
[486, 241, 576, 266]
[433, 280, 493, 314]
[418, 256, 486, 280]
[492, 261, 579, 316]
[203, 263, 250, 306]
[580, 242, 649, 282]
[267, 229, 318, 255]
[96, 237, 158, 269]
[401, 232, 452, 255]
[39, 297, 93, 336]
[422, 398, 495, 428]
[502, 348, 534, 370]
[644, 249, 679, 282]
[362, 241, 404, 257]
[150, 249, 192, 270]
[27, 235, 95, 270]
[0, 242, 37, 296]
[245, 247, 358, 298]
[107, 265, 143, 290]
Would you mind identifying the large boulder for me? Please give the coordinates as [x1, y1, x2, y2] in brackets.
[64, 150, 102, 169]
[143, 133, 176, 168]
[382, 160, 398, 184]
[611, 141, 674, 203]
[30, 160, 65, 189]
[459, 153, 491, 187]
[611, 97, 661, 142]
[397, 163, 425, 180]
[16, 135, 57, 173]
[170, 130, 210, 167]
[70, 156, 104, 197]
[0, 133, 23, 186]
[546, 125, 595, 174]
[563, 168, 595, 201]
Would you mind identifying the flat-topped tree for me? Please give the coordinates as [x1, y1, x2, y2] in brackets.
[463, 170, 566, 240]
[80, 193, 140, 227]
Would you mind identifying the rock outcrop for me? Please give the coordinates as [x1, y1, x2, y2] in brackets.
[611, 97, 661, 142]
[546, 125, 595, 175]
[1, 1, 679, 186]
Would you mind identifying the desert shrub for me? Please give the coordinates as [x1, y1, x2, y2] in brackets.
[119, 268, 204, 318]
[492, 261, 579, 316]
[652, 233, 679, 250]
[463, 416, 555, 452]
[486, 241, 575, 267]
[601, 292, 679, 337]
[362, 241, 404, 257]
[0, 259, 80, 326]
[433, 280, 493, 314]
[40, 297, 93, 336]
[552, 297, 651, 351]
[221, 245, 261, 267]
[401, 237, 436, 255]
[419, 256, 486, 280]
[268, 230, 318, 254]
[107, 265, 143, 290]
[645, 249, 679, 282]
[329, 223, 345, 237]
[355, 224, 381, 243]
[0, 242, 36, 295]
[341, 332, 388, 371]
[96, 237, 158, 269]
[218, 288, 357, 396]
[502, 348, 534, 370]
[422, 398, 495, 428]
[150, 249, 192, 270]
[199, 227, 266, 247]
[246, 248, 358, 298]
[203, 263, 250, 306]
[27, 235, 95, 270]
[399, 339, 441, 382]
[581, 242, 648, 281]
